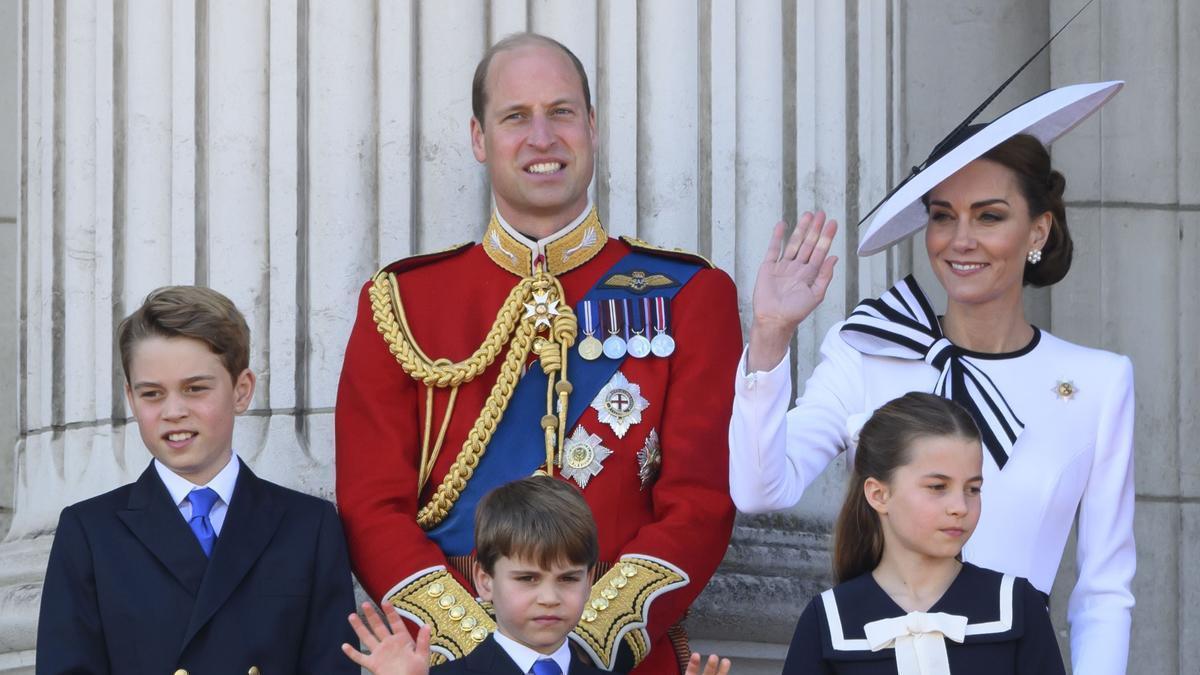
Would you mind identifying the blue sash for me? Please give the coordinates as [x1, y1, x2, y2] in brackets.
[427, 251, 703, 555]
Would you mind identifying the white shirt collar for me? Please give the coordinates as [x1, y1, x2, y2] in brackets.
[495, 199, 593, 263]
[153, 452, 241, 508]
[492, 629, 572, 674]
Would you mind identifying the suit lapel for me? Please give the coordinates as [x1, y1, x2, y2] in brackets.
[466, 635, 527, 674]
[179, 463, 286, 650]
[116, 463, 209, 596]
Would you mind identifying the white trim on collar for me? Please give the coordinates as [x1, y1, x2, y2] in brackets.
[495, 200, 594, 272]
[821, 573, 1016, 652]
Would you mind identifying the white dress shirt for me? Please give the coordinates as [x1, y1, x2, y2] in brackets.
[729, 323, 1135, 675]
[493, 629, 573, 674]
[153, 453, 241, 535]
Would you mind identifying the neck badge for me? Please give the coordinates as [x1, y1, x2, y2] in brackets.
[560, 426, 612, 489]
[591, 370, 649, 438]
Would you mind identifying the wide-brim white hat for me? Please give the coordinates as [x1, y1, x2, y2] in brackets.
[858, 80, 1124, 256]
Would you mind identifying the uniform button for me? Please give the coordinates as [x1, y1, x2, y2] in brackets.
[248, 668, 261, 675]
[174, 670, 188, 675]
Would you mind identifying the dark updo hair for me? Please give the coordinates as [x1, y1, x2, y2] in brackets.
[980, 134, 1072, 287]
[832, 392, 981, 583]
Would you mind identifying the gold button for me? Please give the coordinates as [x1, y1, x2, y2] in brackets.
[621, 563, 638, 577]
[610, 576, 627, 589]
[460, 616, 478, 631]
[601, 588, 618, 600]
[438, 594, 456, 609]
[582, 608, 598, 622]
[249, 669, 261, 675]
[470, 626, 489, 642]
[427, 582, 445, 597]
[174, 670, 188, 675]
[591, 597, 609, 611]
[448, 605, 466, 620]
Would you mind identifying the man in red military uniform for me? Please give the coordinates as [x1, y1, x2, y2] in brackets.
[336, 33, 741, 673]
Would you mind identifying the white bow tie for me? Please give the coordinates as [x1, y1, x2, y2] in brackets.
[863, 610, 968, 675]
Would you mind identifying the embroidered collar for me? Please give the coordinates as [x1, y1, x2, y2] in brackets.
[483, 203, 607, 276]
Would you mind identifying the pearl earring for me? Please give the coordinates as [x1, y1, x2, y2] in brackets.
[1027, 249, 1042, 265]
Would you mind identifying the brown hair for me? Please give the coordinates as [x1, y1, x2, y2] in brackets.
[471, 32, 592, 127]
[832, 393, 980, 583]
[475, 476, 599, 575]
[117, 286, 251, 383]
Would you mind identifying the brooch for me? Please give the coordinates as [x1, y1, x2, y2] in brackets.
[1052, 380, 1079, 401]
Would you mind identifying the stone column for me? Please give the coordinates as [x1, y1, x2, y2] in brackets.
[4, 1, 894, 671]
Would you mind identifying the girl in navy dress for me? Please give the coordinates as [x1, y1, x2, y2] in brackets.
[782, 392, 1063, 674]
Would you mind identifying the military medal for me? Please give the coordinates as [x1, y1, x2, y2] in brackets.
[650, 296, 676, 357]
[637, 428, 662, 490]
[602, 299, 627, 359]
[627, 298, 652, 359]
[578, 300, 603, 361]
[591, 370, 649, 438]
[560, 426, 612, 489]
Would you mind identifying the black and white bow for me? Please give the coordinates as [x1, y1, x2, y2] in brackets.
[839, 276, 1023, 469]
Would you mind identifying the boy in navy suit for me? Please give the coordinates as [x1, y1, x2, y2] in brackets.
[36, 286, 359, 674]
[343, 476, 729, 675]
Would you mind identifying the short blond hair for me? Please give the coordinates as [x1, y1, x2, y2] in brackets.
[117, 286, 250, 383]
[475, 476, 599, 574]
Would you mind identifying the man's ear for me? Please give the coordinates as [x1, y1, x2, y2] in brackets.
[473, 560, 494, 602]
[863, 477, 890, 515]
[232, 369, 256, 414]
[470, 116, 487, 164]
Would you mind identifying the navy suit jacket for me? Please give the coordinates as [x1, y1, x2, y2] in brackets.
[432, 634, 608, 675]
[36, 460, 359, 674]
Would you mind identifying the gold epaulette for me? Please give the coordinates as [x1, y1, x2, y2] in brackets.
[388, 569, 496, 664]
[571, 556, 689, 669]
[375, 242, 474, 278]
[619, 236, 715, 269]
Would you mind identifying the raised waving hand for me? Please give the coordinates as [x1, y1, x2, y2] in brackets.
[747, 211, 839, 372]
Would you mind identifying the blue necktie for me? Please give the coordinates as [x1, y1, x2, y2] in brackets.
[187, 487, 220, 557]
[531, 660, 562, 675]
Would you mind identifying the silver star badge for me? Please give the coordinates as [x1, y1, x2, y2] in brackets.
[1052, 379, 1079, 401]
[523, 291, 561, 329]
[560, 426, 612, 489]
[591, 370, 650, 438]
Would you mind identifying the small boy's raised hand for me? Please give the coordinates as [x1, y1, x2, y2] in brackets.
[686, 652, 732, 675]
[342, 602, 431, 675]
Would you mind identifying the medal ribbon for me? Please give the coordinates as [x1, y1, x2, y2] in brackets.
[582, 300, 596, 335]
[838, 275, 1024, 469]
[606, 299, 620, 336]
[654, 296, 669, 335]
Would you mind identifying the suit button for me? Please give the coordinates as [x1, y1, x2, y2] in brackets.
[174, 670, 188, 675]
[248, 669, 261, 675]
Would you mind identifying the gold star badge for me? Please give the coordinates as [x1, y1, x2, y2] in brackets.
[560, 426, 612, 489]
[1052, 380, 1079, 401]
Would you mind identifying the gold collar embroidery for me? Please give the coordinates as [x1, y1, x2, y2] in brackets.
[483, 207, 607, 277]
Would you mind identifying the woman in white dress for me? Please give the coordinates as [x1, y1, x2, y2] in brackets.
[728, 82, 1134, 674]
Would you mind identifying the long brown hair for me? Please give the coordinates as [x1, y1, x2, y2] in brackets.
[832, 392, 980, 583]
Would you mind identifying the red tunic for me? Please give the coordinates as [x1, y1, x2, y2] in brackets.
[336, 213, 741, 673]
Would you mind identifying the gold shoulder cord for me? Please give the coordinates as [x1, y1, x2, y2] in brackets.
[369, 268, 577, 529]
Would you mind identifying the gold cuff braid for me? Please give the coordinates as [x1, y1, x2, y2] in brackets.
[388, 570, 496, 662]
[571, 558, 689, 669]
[369, 269, 577, 529]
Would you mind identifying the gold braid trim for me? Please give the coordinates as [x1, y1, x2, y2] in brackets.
[571, 557, 689, 669]
[388, 570, 496, 662]
[369, 269, 577, 529]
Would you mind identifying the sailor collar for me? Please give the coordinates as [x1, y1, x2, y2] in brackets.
[484, 203, 607, 277]
[818, 563, 1025, 661]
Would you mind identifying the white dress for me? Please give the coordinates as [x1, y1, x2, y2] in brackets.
[729, 282, 1135, 675]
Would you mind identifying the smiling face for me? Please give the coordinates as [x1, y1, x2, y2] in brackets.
[470, 42, 597, 233]
[924, 159, 1051, 308]
[125, 335, 255, 485]
[866, 434, 984, 563]
[474, 554, 591, 655]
